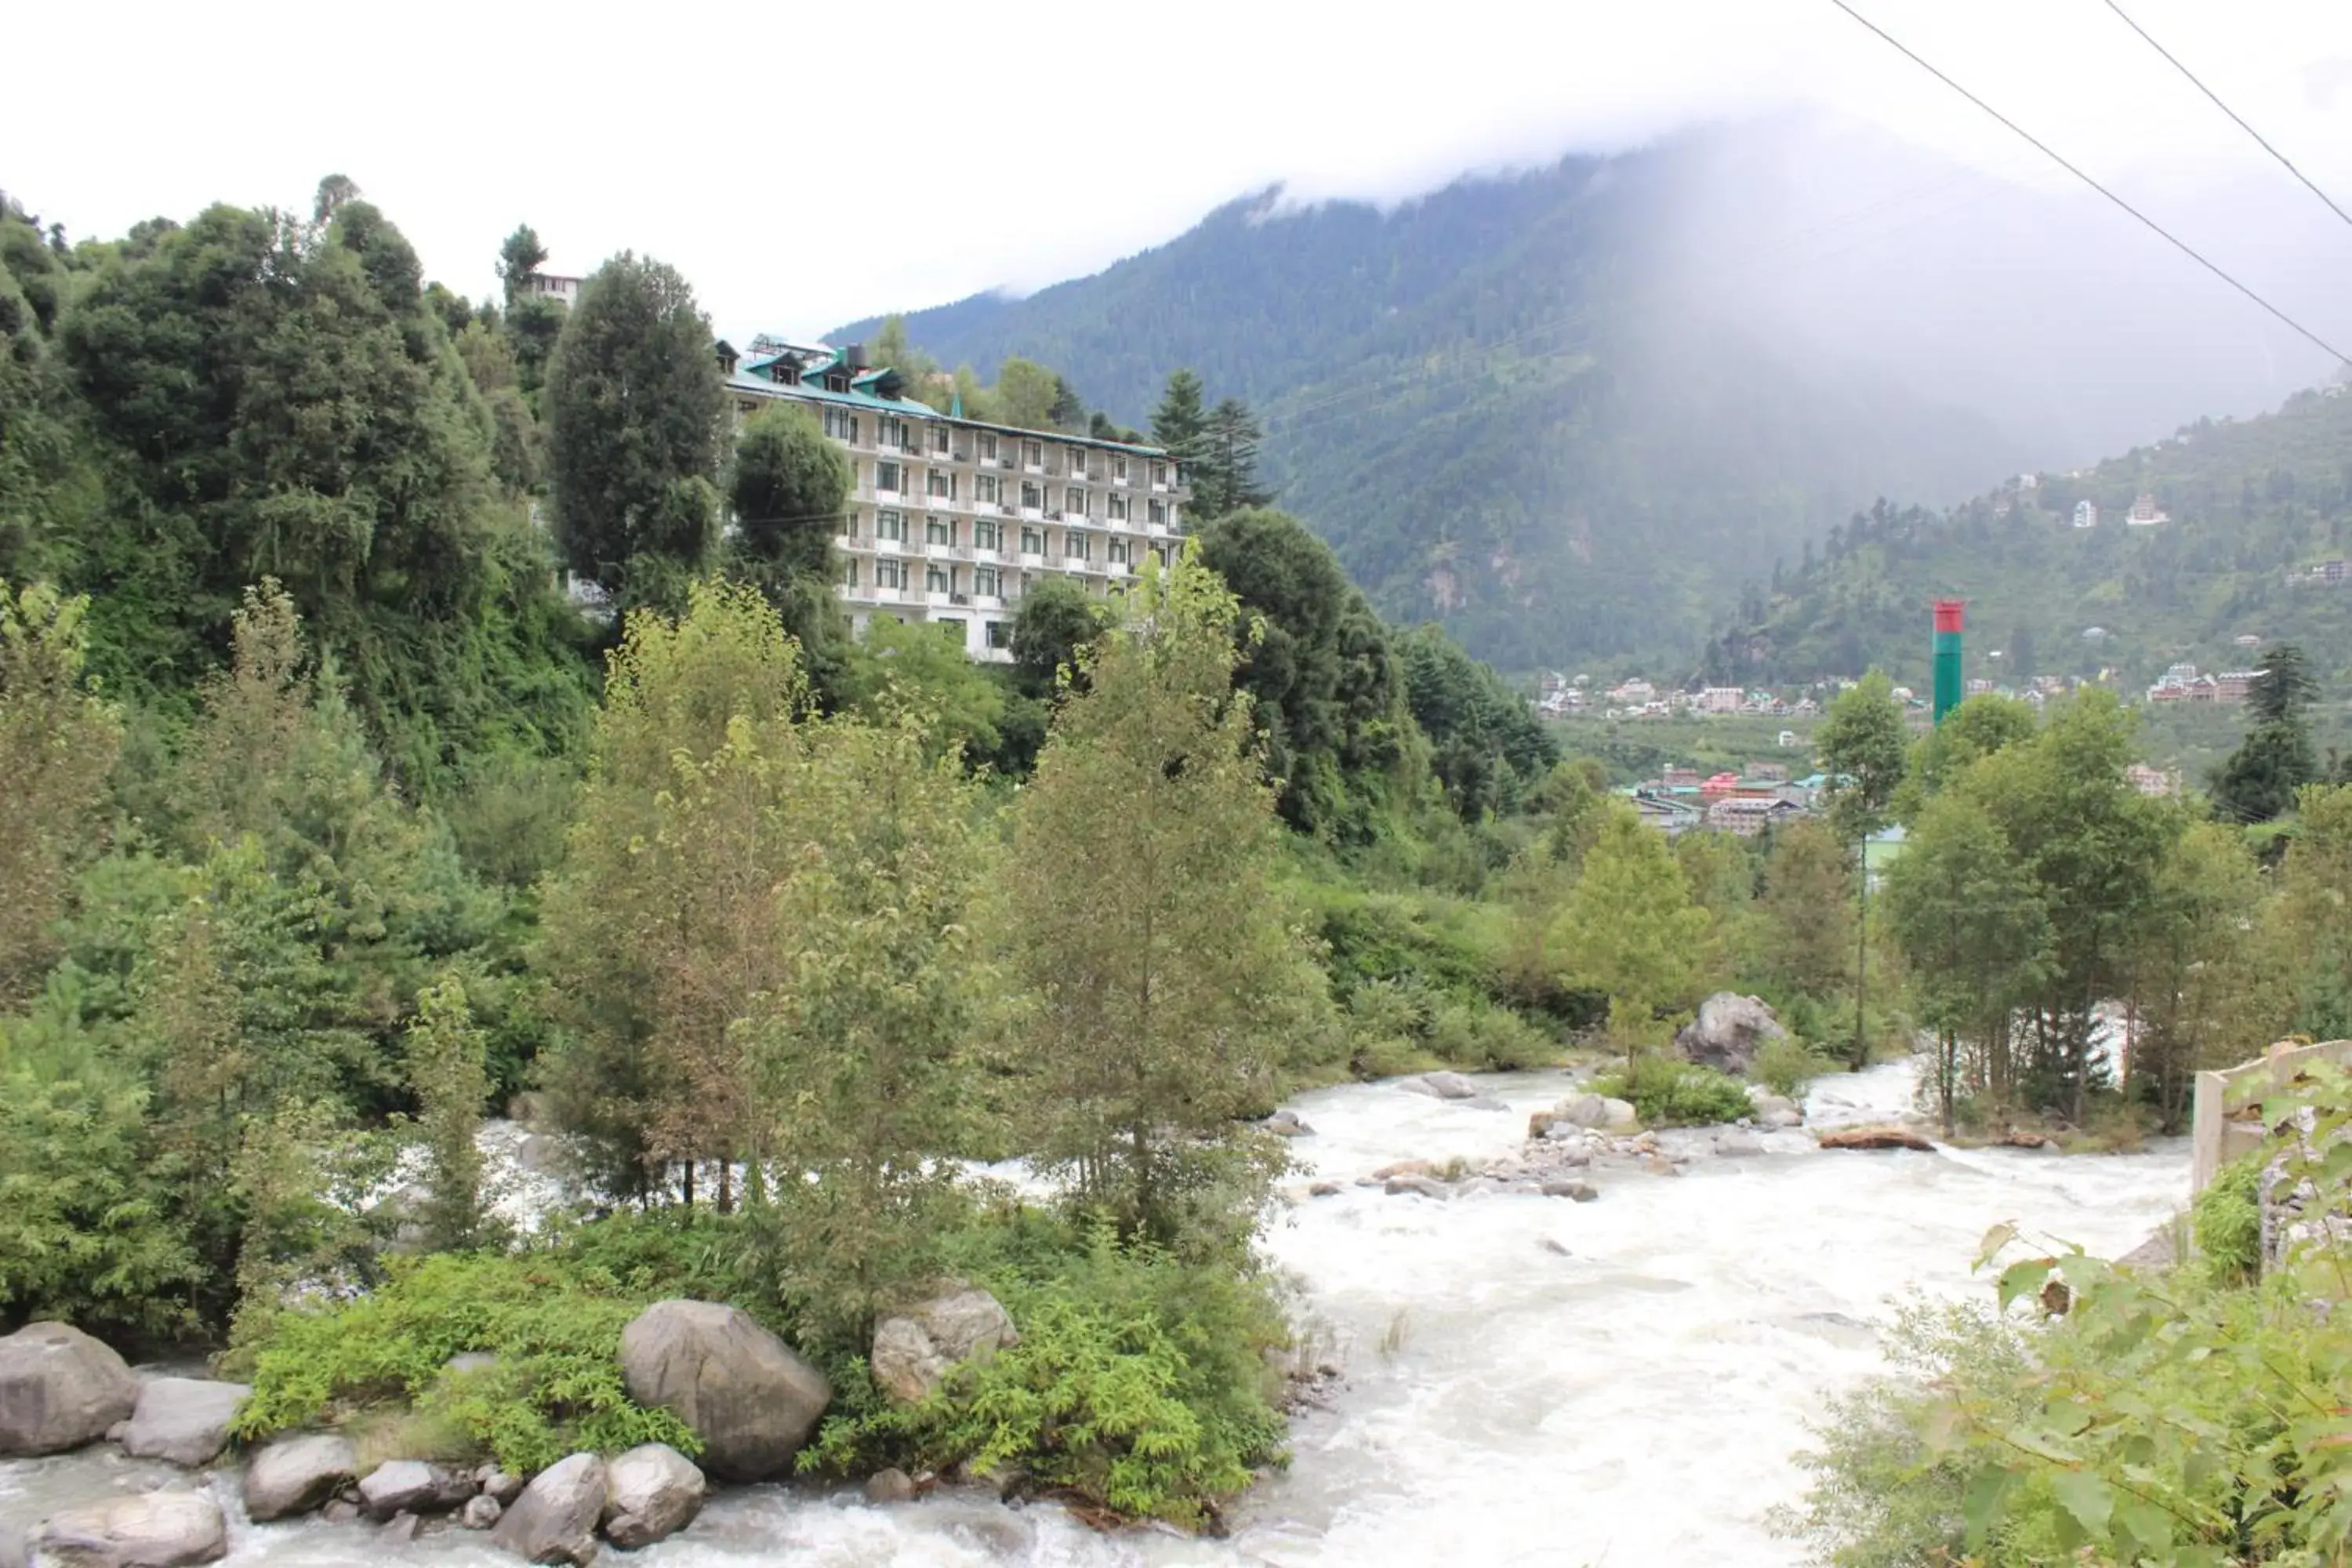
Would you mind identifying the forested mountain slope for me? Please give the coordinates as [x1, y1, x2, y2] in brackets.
[836, 136, 2030, 670]
[1702, 384, 2352, 691]
[837, 118, 2341, 673]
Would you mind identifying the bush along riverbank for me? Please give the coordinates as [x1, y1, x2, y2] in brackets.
[1776, 1060, 2352, 1566]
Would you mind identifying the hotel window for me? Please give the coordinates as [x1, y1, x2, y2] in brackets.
[926, 515, 953, 546]
[876, 510, 906, 543]
[840, 557, 859, 587]
[925, 563, 949, 593]
[1108, 493, 1129, 522]
[1108, 537, 1129, 565]
[931, 424, 950, 454]
[1022, 439, 1043, 468]
[1148, 499, 1167, 526]
[1066, 487, 1087, 517]
[1065, 532, 1091, 561]
[823, 407, 858, 442]
[978, 431, 999, 463]
[1021, 481, 1044, 510]
[876, 460, 902, 494]
[1150, 461, 1168, 487]
[926, 469, 952, 499]
[1112, 456, 1129, 484]
[975, 518, 1001, 550]
[1020, 526, 1044, 554]
[975, 474, 1000, 504]
[879, 416, 908, 450]
[975, 565, 1000, 597]
[875, 557, 906, 589]
[1067, 449, 1091, 482]
[985, 620, 1008, 650]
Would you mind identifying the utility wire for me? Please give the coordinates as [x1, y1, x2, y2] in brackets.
[1827, 0, 2352, 367]
[2096, 0, 2352, 234]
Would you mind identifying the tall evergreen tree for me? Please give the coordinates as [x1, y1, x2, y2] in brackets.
[1150, 368, 1209, 471]
[1552, 801, 1712, 1059]
[495, 223, 547, 307]
[1817, 670, 1908, 1065]
[2212, 642, 2318, 824]
[543, 253, 727, 613]
[728, 402, 854, 692]
[1192, 397, 1269, 519]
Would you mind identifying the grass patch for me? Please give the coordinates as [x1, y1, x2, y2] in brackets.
[1592, 1056, 1753, 1127]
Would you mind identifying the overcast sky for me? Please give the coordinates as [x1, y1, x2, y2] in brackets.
[9, 0, 2352, 342]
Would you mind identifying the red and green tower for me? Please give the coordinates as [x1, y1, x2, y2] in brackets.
[1932, 598, 1965, 724]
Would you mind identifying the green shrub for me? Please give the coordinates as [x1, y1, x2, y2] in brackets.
[233, 1247, 702, 1474]
[1752, 1034, 1831, 1098]
[1425, 996, 1557, 1071]
[801, 1217, 1288, 1529]
[2190, 1155, 2262, 1287]
[1592, 1056, 1753, 1127]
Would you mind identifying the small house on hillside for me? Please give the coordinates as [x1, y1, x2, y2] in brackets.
[2074, 499, 2100, 529]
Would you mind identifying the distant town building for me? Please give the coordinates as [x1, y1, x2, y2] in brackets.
[2126, 492, 2169, 526]
[1777, 728, 1798, 748]
[525, 269, 584, 308]
[2234, 633, 2263, 648]
[2074, 499, 2100, 529]
[1661, 767, 1703, 789]
[1708, 797, 1801, 837]
[2125, 764, 2179, 798]
[1609, 678, 1657, 706]
[1695, 686, 1745, 714]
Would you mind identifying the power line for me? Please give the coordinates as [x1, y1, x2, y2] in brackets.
[2096, 0, 2352, 234]
[1827, 0, 2352, 367]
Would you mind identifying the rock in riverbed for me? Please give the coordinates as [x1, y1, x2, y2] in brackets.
[31, 1490, 226, 1568]
[619, 1301, 832, 1482]
[244, 1433, 358, 1522]
[118, 1377, 249, 1468]
[601, 1442, 706, 1549]
[0, 1323, 140, 1457]
[870, 1286, 1018, 1404]
[1817, 1125, 1936, 1152]
[492, 1452, 604, 1566]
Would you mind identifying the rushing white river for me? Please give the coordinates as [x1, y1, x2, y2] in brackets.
[1, 1061, 2189, 1566]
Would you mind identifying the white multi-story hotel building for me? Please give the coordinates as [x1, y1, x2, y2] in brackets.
[720, 337, 1189, 662]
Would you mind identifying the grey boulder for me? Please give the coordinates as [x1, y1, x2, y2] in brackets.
[242, 1432, 357, 1521]
[0, 1323, 139, 1457]
[870, 1287, 1019, 1405]
[118, 1378, 249, 1468]
[862, 1467, 916, 1504]
[359, 1458, 474, 1519]
[1541, 1179, 1599, 1202]
[599, 1442, 705, 1549]
[30, 1490, 226, 1568]
[491, 1451, 605, 1566]
[1675, 992, 1788, 1076]
[1417, 1071, 1479, 1100]
[617, 1301, 831, 1482]
[460, 1495, 503, 1531]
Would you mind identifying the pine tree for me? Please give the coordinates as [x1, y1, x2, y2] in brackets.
[728, 402, 854, 691]
[1149, 369, 1209, 474]
[1192, 397, 1269, 519]
[1817, 670, 1908, 1066]
[405, 974, 492, 1251]
[2212, 642, 2318, 824]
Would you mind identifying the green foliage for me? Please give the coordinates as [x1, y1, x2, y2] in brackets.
[1590, 1056, 1753, 1127]
[0, 580, 121, 1001]
[1552, 802, 1713, 1054]
[1786, 1069, 2352, 1566]
[726, 401, 853, 680]
[2214, 644, 2321, 825]
[1397, 622, 1557, 820]
[1751, 1034, 1831, 1098]
[1196, 506, 1412, 839]
[406, 975, 493, 1254]
[1000, 550, 1319, 1244]
[233, 1249, 698, 1475]
[800, 1218, 1287, 1529]
[544, 253, 727, 612]
[2190, 1155, 2263, 1288]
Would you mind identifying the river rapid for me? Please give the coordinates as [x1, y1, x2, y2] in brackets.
[2, 1061, 2189, 1566]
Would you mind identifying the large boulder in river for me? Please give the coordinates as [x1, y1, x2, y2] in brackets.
[1675, 993, 1788, 1076]
[617, 1301, 831, 1482]
[242, 1432, 357, 1521]
[870, 1286, 1018, 1404]
[0, 1323, 139, 1457]
[1404, 1071, 1480, 1100]
[491, 1452, 604, 1566]
[599, 1442, 705, 1549]
[31, 1490, 227, 1568]
[359, 1458, 476, 1519]
[118, 1377, 248, 1468]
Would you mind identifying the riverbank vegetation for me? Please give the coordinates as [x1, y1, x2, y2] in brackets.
[1781, 1068, 2352, 1566]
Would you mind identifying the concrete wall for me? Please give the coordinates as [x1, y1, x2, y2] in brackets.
[2190, 1038, 2352, 1194]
